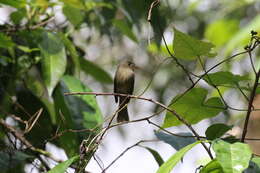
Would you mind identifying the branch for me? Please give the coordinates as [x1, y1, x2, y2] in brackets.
[241, 69, 260, 142]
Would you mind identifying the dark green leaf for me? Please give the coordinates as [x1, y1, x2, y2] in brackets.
[200, 159, 224, 173]
[157, 141, 201, 173]
[10, 8, 26, 24]
[53, 75, 103, 157]
[0, 0, 26, 8]
[205, 123, 233, 140]
[173, 28, 216, 60]
[143, 147, 164, 166]
[113, 19, 137, 42]
[0, 33, 15, 48]
[80, 58, 113, 84]
[63, 5, 84, 27]
[203, 71, 249, 86]
[47, 155, 79, 173]
[244, 161, 260, 173]
[0, 150, 33, 172]
[155, 131, 196, 150]
[39, 32, 67, 96]
[163, 88, 224, 127]
[213, 139, 252, 173]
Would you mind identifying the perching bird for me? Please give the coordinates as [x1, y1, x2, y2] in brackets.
[114, 60, 136, 122]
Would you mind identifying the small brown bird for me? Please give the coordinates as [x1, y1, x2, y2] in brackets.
[114, 60, 136, 122]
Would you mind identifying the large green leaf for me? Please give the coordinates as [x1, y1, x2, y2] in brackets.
[173, 28, 216, 60]
[0, 0, 26, 8]
[205, 123, 233, 140]
[39, 32, 67, 96]
[155, 131, 196, 150]
[53, 75, 103, 157]
[205, 19, 239, 47]
[112, 19, 137, 42]
[203, 71, 249, 86]
[63, 5, 84, 27]
[213, 140, 252, 173]
[80, 58, 113, 84]
[163, 88, 224, 127]
[157, 141, 201, 173]
[47, 155, 79, 173]
[200, 159, 224, 173]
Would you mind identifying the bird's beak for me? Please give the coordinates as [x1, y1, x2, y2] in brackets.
[133, 64, 139, 70]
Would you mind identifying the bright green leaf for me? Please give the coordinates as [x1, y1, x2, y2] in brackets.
[58, 0, 84, 9]
[203, 71, 249, 86]
[143, 147, 164, 166]
[163, 88, 224, 127]
[39, 32, 67, 96]
[113, 19, 138, 42]
[0, 33, 15, 48]
[205, 19, 239, 47]
[206, 123, 233, 140]
[173, 28, 216, 60]
[157, 141, 201, 173]
[80, 58, 113, 84]
[155, 131, 196, 150]
[200, 159, 224, 173]
[0, 0, 26, 8]
[63, 5, 84, 27]
[47, 155, 79, 173]
[213, 140, 252, 173]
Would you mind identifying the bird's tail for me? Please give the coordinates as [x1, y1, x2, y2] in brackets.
[117, 96, 130, 122]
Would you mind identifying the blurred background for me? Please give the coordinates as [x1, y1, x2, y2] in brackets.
[0, 0, 260, 172]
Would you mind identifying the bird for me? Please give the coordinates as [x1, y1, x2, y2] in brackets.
[114, 60, 136, 122]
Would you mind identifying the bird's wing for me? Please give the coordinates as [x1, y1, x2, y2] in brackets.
[114, 75, 118, 103]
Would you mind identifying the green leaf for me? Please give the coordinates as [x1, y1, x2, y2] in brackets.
[0, 0, 26, 8]
[63, 5, 84, 27]
[155, 131, 196, 150]
[205, 123, 233, 140]
[47, 155, 79, 173]
[39, 32, 67, 96]
[0, 150, 33, 172]
[205, 19, 239, 47]
[157, 141, 201, 173]
[10, 8, 26, 25]
[252, 157, 260, 166]
[213, 140, 252, 173]
[163, 88, 224, 127]
[80, 58, 113, 84]
[53, 75, 103, 157]
[244, 160, 260, 173]
[225, 14, 260, 55]
[143, 147, 164, 166]
[58, 0, 84, 9]
[0, 33, 15, 48]
[173, 28, 216, 60]
[113, 19, 138, 42]
[203, 71, 249, 86]
[200, 159, 224, 173]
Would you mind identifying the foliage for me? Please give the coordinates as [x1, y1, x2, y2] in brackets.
[0, 0, 259, 173]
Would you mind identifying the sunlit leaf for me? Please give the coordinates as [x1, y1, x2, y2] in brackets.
[213, 140, 252, 173]
[47, 155, 79, 173]
[173, 28, 216, 60]
[200, 159, 224, 173]
[155, 131, 196, 150]
[163, 88, 224, 127]
[63, 5, 84, 27]
[205, 19, 239, 47]
[157, 141, 201, 173]
[39, 32, 67, 96]
[0, 0, 26, 8]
